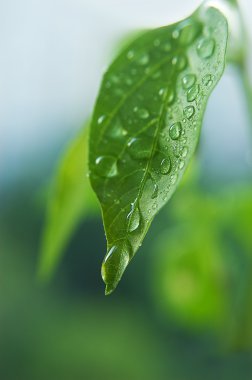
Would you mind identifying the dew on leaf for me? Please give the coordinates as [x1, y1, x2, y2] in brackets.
[187, 84, 200, 102]
[137, 53, 150, 66]
[167, 89, 175, 104]
[172, 29, 180, 39]
[182, 74, 196, 89]
[197, 38, 215, 59]
[151, 70, 161, 79]
[124, 77, 133, 86]
[136, 108, 150, 119]
[151, 183, 159, 199]
[160, 157, 171, 175]
[183, 105, 195, 119]
[170, 173, 177, 184]
[181, 146, 189, 158]
[98, 115, 106, 125]
[127, 137, 152, 159]
[159, 88, 166, 97]
[179, 23, 200, 45]
[127, 50, 135, 60]
[162, 42, 172, 52]
[169, 122, 182, 140]
[127, 204, 141, 232]
[202, 74, 213, 86]
[172, 55, 187, 71]
[95, 156, 118, 178]
[153, 38, 161, 47]
[178, 159, 185, 169]
[101, 242, 131, 295]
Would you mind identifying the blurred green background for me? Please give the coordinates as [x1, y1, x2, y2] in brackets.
[1, 0, 252, 379]
[1, 155, 252, 379]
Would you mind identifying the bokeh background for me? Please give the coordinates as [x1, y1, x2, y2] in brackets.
[1, 0, 252, 379]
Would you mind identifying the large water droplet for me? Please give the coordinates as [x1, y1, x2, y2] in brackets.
[101, 242, 131, 295]
[182, 74, 196, 89]
[183, 106, 195, 119]
[187, 84, 200, 102]
[160, 157, 171, 175]
[95, 156, 118, 178]
[197, 38, 215, 59]
[137, 53, 150, 66]
[127, 204, 141, 232]
[127, 136, 152, 159]
[169, 122, 182, 140]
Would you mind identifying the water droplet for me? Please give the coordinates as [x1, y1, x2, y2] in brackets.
[110, 75, 120, 84]
[179, 23, 200, 45]
[159, 88, 165, 97]
[127, 50, 135, 60]
[197, 38, 215, 59]
[160, 157, 171, 175]
[183, 105, 195, 119]
[171, 173, 177, 184]
[127, 136, 152, 159]
[98, 115, 106, 125]
[178, 159, 185, 169]
[162, 42, 172, 52]
[136, 108, 150, 119]
[167, 88, 175, 105]
[151, 183, 159, 199]
[169, 122, 182, 140]
[153, 38, 160, 47]
[124, 77, 133, 86]
[172, 29, 180, 39]
[202, 74, 213, 86]
[181, 146, 188, 158]
[187, 84, 200, 102]
[172, 55, 187, 71]
[151, 70, 161, 79]
[182, 74, 196, 89]
[95, 156, 118, 178]
[137, 53, 150, 66]
[101, 242, 131, 295]
[108, 119, 127, 138]
[127, 204, 141, 232]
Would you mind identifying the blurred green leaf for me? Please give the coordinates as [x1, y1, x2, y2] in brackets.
[152, 193, 227, 331]
[38, 126, 97, 281]
[89, 4, 228, 294]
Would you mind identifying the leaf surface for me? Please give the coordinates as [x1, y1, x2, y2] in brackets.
[89, 4, 228, 294]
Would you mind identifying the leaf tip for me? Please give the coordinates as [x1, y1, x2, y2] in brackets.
[104, 284, 116, 296]
[101, 241, 131, 296]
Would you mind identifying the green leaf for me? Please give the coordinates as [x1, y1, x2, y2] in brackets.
[89, 4, 228, 295]
[38, 125, 97, 281]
